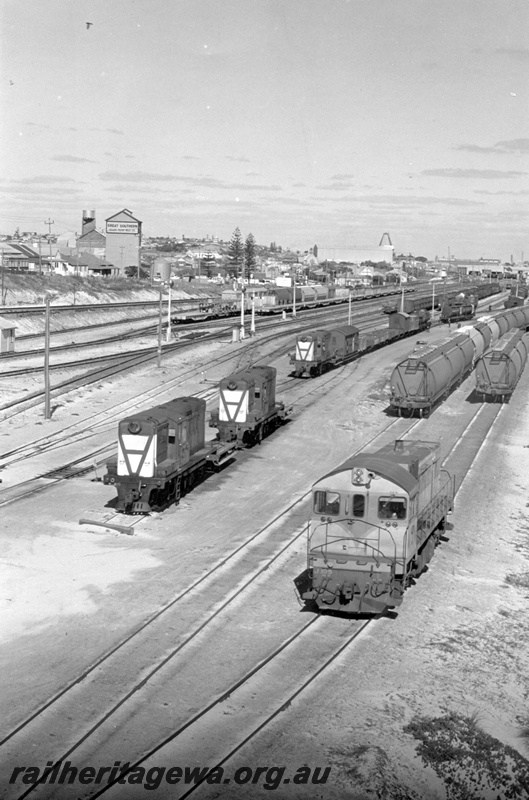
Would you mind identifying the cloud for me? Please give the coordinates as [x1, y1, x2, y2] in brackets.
[422, 168, 526, 179]
[310, 193, 484, 208]
[100, 171, 187, 183]
[474, 189, 529, 196]
[494, 47, 529, 61]
[12, 175, 79, 184]
[225, 156, 251, 163]
[99, 171, 282, 191]
[455, 139, 529, 155]
[51, 155, 96, 163]
[89, 128, 125, 135]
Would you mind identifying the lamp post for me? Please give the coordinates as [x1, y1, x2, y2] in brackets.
[292, 274, 297, 317]
[44, 294, 51, 419]
[166, 282, 172, 342]
[240, 285, 246, 339]
[348, 287, 352, 325]
[157, 287, 163, 367]
[250, 292, 256, 335]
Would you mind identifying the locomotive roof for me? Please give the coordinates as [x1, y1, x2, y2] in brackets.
[222, 365, 276, 384]
[315, 440, 441, 495]
[315, 455, 418, 495]
[122, 396, 205, 424]
[329, 325, 360, 336]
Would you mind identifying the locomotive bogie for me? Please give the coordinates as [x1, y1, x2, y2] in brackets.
[301, 439, 454, 614]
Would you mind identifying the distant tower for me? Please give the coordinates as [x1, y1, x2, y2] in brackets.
[82, 210, 96, 235]
[379, 232, 393, 246]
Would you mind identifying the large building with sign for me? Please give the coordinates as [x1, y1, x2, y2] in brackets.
[105, 208, 142, 273]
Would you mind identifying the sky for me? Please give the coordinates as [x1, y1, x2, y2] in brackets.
[1, 0, 528, 260]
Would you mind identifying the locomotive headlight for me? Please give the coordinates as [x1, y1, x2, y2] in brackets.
[392, 522, 398, 528]
[128, 421, 142, 434]
[352, 467, 364, 485]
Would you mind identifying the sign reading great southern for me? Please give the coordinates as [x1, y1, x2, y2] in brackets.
[106, 221, 139, 234]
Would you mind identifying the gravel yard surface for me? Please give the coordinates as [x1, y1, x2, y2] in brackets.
[1, 314, 528, 800]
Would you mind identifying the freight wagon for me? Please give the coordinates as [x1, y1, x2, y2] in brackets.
[383, 282, 501, 316]
[475, 329, 529, 401]
[299, 439, 455, 614]
[439, 296, 475, 323]
[389, 306, 529, 415]
[389, 334, 475, 416]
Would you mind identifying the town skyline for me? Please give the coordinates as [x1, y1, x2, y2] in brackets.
[1, 0, 528, 261]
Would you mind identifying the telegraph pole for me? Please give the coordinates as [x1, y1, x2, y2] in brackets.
[1, 249, 5, 305]
[44, 219, 54, 268]
[166, 282, 172, 342]
[240, 286, 246, 339]
[157, 287, 163, 367]
[44, 294, 51, 418]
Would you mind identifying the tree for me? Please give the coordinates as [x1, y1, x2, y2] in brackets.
[228, 227, 244, 279]
[244, 233, 257, 281]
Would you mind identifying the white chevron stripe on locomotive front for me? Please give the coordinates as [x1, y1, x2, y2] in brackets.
[219, 389, 248, 422]
[117, 434, 156, 477]
[296, 339, 314, 361]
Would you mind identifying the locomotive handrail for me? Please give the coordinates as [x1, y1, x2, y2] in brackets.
[308, 518, 400, 568]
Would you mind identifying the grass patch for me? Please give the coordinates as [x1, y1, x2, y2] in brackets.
[404, 711, 529, 799]
[505, 572, 529, 589]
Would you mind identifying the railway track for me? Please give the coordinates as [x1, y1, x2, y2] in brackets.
[2, 395, 506, 800]
[0, 345, 373, 507]
[1, 417, 416, 798]
[0, 301, 388, 420]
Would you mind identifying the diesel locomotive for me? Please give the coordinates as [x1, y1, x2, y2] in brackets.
[290, 310, 430, 378]
[299, 439, 455, 614]
[103, 366, 290, 513]
[389, 306, 529, 416]
[208, 365, 290, 446]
